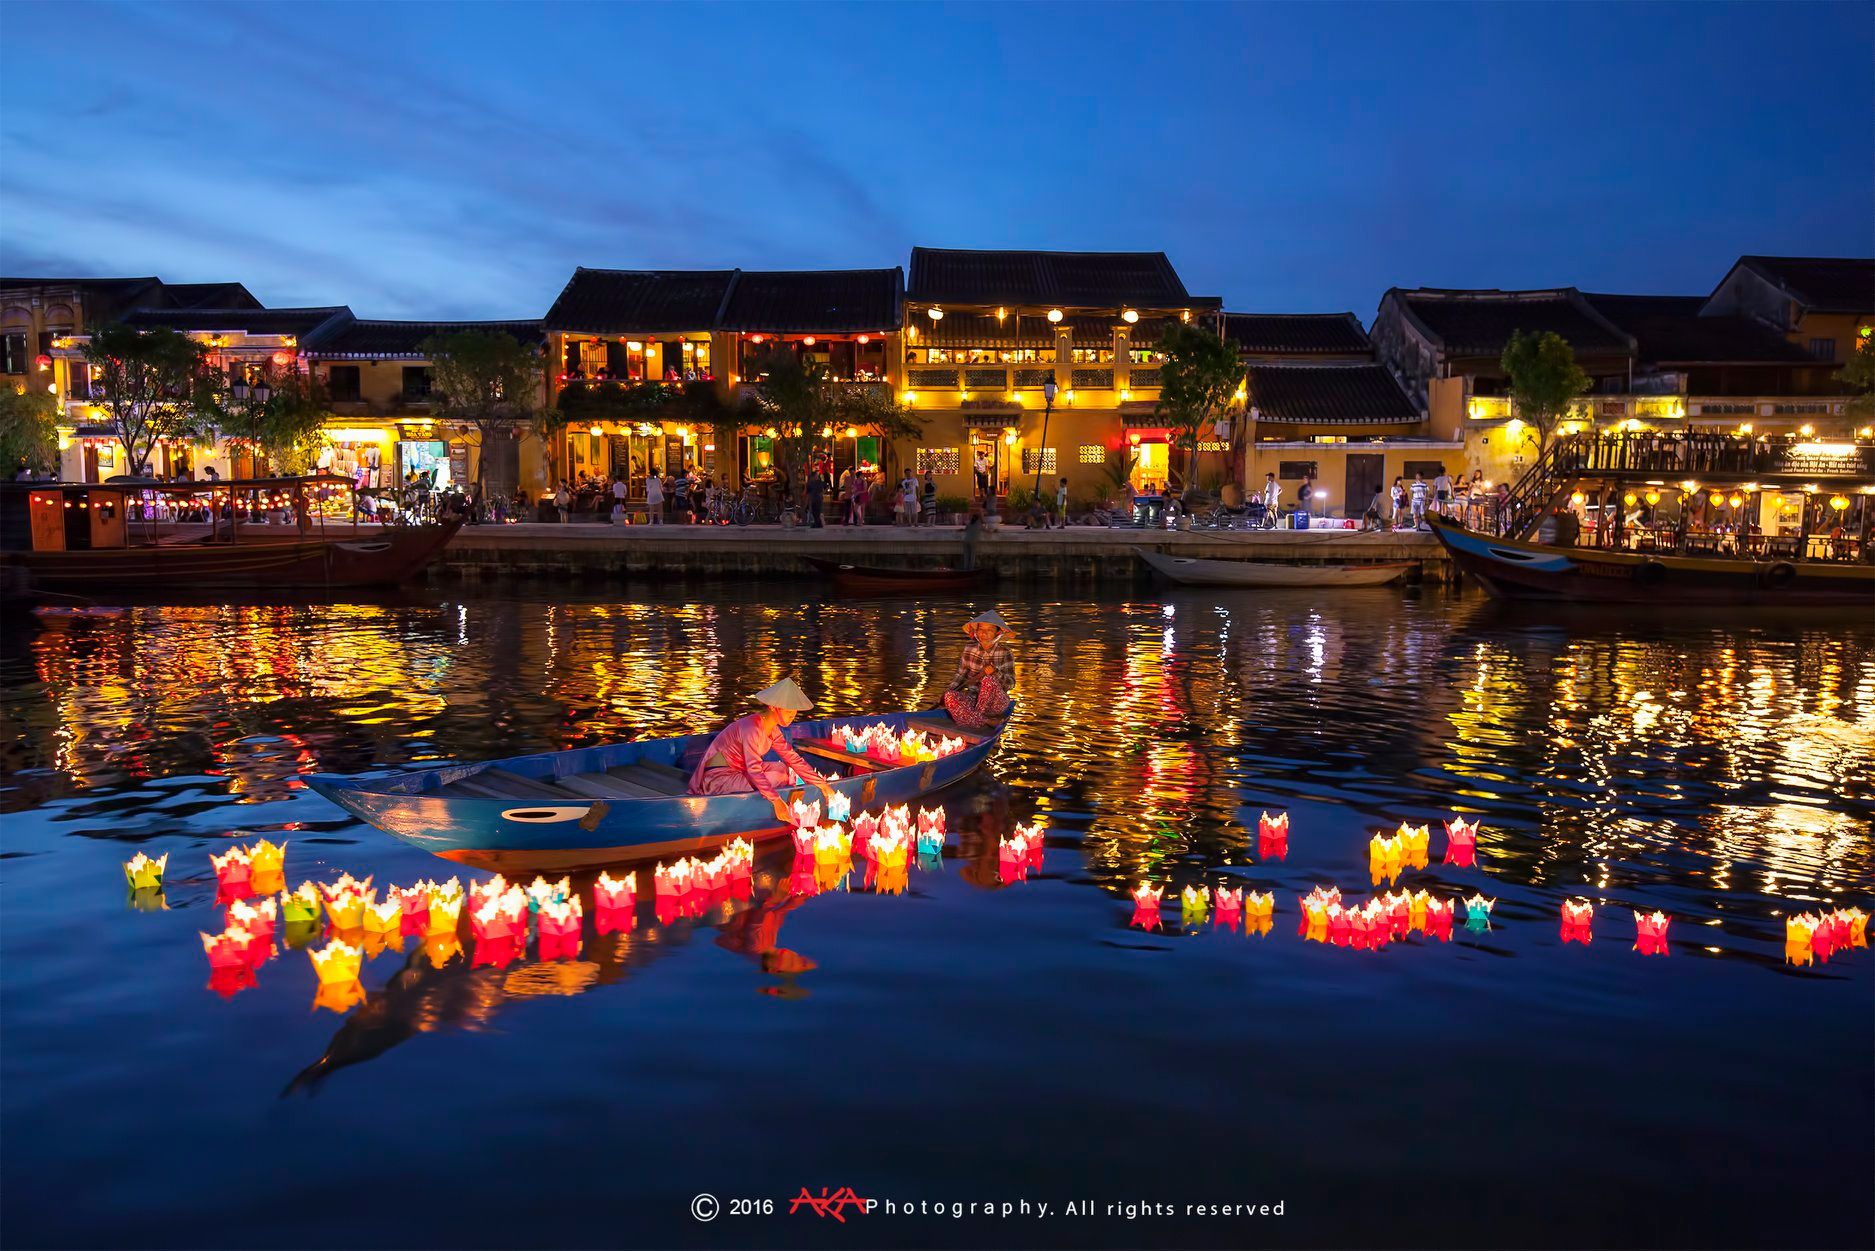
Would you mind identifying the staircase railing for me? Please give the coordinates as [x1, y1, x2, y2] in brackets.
[1493, 435, 1580, 538]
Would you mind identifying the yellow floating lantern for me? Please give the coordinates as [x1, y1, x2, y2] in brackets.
[310, 939, 363, 984]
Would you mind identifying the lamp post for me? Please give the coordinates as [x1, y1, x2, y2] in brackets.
[1032, 375, 1058, 503]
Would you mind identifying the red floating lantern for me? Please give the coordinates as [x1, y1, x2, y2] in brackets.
[1560, 898, 1594, 945]
[1423, 897, 1455, 941]
[1443, 817, 1479, 867]
[1130, 883, 1163, 931]
[1257, 811, 1288, 861]
[1214, 886, 1243, 931]
[1633, 910, 1670, 956]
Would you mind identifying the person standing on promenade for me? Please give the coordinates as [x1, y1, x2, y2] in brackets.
[941, 611, 1016, 730]
[645, 472, 664, 524]
[1432, 467, 1453, 518]
[554, 481, 571, 524]
[687, 679, 839, 825]
[922, 471, 938, 526]
[806, 465, 825, 528]
[1409, 472, 1430, 529]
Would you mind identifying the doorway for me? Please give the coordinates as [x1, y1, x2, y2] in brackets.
[1346, 453, 1384, 518]
[1130, 439, 1168, 492]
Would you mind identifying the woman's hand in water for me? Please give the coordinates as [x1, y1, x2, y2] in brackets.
[815, 779, 839, 805]
[770, 795, 794, 826]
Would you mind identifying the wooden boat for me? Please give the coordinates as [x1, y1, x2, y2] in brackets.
[0, 477, 459, 591]
[804, 556, 987, 593]
[1135, 547, 1413, 587]
[308, 706, 1010, 872]
[1427, 516, 1875, 606]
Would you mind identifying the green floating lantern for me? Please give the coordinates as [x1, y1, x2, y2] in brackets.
[123, 852, 168, 892]
[1463, 894, 1495, 933]
[280, 882, 323, 926]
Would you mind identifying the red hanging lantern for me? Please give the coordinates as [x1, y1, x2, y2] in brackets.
[33, 353, 52, 371]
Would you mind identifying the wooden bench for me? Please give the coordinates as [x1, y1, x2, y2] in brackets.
[606, 762, 690, 796]
[557, 772, 659, 800]
[795, 740, 882, 771]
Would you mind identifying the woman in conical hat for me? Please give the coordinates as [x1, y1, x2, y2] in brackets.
[687, 678, 839, 824]
[941, 611, 1015, 730]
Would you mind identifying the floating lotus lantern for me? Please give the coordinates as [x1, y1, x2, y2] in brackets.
[1214, 886, 1244, 931]
[524, 876, 570, 913]
[1633, 910, 1670, 956]
[246, 839, 286, 876]
[320, 872, 374, 904]
[395, 884, 431, 936]
[1785, 915, 1818, 966]
[1130, 883, 1164, 930]
[324, 889, 369, 931]
[465, 874, 506, 911]
[282, 882, 323, 927]
[1298, 894, 1330, 943]
[211, 846, 253, 893]
[1809, 912, 1836, 964]
[309, 938, 363, 984]
[226, 897, 278, 947]
[997, 833, 1030, 884]
[468, 887, 526, 942]
[1444, 817, 1480, 867]
[202, 927, 259, 971]
[537, 898, 583, 960]
[208, 965, 258, 999]
[362, 895, 402, 935]
[788, 851, 822, 898]
[472, 934, 521, 969]
[1463, 894, 1495, 933]
[1837, 906, 1869, 948]
[1560, 898, 1594, 944]
[1398, 823, 1431, 869]
[916, 807, 946, 855]
[1245, 890, 1275, 935]
[1181, 885, 1209, 926]
[1257, 811, 1289, 861]
[593, 869, 635, 914]
[1381, 890, 1412, 938]
[1423, 896, 1454, 941]
[124, 852, 168, 892]
[427, 880, 465, 936]
[1408, 889, 1431, 933]
[824, 790, 852, 823]
[1325, 902, 1351, 947]
[851, 811, 880, 853]
[791, 798, 822, 832]
[1368, 832, 1406, 885]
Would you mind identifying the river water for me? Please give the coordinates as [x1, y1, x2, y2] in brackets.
[2, 581, 1871, 1249]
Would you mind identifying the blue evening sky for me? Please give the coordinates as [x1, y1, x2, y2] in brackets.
[2, 1, 1869, 323]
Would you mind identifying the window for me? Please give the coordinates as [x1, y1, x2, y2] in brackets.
[1021, 448, 1057, 474]
[915, 447, 960, 475]
[402, 366, 433, 399]
[327, 366, 362, 401]
[1078, 444, 1107, 465]
[1403, 460, 1448, 479]
[1277, 460, 1317, 480]
[2, 333, 25, 375]
[1808, 338, 1836, 361]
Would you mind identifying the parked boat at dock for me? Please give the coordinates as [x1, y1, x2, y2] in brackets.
[1135, 547, 1413, 587]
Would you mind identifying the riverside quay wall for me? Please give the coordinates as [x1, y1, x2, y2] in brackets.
[431, 523, 1451, 585]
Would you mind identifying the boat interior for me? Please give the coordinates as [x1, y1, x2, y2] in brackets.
[414, 710, 987, 803]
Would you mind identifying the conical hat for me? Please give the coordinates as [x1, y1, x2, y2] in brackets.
[963, 610, 1011, 636]
[753, 678, 813, 711]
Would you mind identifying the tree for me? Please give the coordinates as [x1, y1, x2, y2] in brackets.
[0, 385, 60, 477]
[750, 349, 924, 503]
[421, 331, 546, 499]
[1834, 336, 1874, 416]
[208, 364, 330, 475]
[1500, 329, 1590, 455]
[82, 324, 215, 477]
[1154, 321, 1242, 500]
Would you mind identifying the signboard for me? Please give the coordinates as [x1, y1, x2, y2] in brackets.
[449, 440, 470, 485]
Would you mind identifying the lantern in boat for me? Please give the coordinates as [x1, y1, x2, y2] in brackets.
[1560, 899, 1594, 944]
[1130, 883, 1163, 930]
[1257, 811, 1289, 860]
[211, 846, 253, 892]
[1423, 896, 1454, 941]
[1785, 915, 1817, 966]
[1463, 894, 1495, 933]
[226, 897, 278, 946]
[1633, 910, 1670, 956]
[281, 881, 322, 925]
[124, 852, 168, 891]
[791, 798, 822, 833]
[1180, 885, 1208, 925]
[1398, 823, 1430, 868]
[245, 839, 286, 876]
[309, 938, 363, 984]
[1443, 817, 1479, 867]
[1214, 886, 1243, 930]
[537, 898, 583, 960]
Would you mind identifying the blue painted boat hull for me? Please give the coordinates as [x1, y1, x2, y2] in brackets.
[307, 709, 1006, 872]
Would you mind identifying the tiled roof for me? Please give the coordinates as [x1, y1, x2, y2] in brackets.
[543, 269, 737, 333]
[160, 282, 262, 310]
[1245, 364, 1420, 424]
[120, 306, 351, 337]
[1584, 294, 1814, 364]
[1735, 256, 1875, 314]
[1, 275, 161, 298]
[1392, 288, 1633, 357]
[1224, 312, 1370, 355]
[716, 269, 901, 333]
[908, 248, 1192, 309]
[306, 319, 542, 359]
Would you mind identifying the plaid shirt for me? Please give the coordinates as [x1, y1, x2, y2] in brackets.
[947, 639, 1014, 695]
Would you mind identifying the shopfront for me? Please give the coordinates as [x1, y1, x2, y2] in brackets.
[320, 426, 394, 491]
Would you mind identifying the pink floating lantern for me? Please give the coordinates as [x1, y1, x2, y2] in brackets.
[997, 833, 1029, 885]
[472, 934, 521, 969]
[1423, 896, 1454, 941]
[1327, 903, 1353, 947]
[1443, 817, 1479, 868]
[210, 846, 253, 892]
[225, 897, 278, 947]
[537, 898, 583, 960]
[201, 927, 259, 971]
[1130, 883, 1163, 931]
[1560, 899, 1594, 944]
[1257, 811, 1288, 861]
[1214, 886, 1244, 931]
[397, 884, 431, 936]
[1633, 910, 1670, 956]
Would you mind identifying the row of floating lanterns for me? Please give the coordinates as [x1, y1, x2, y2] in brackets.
[786, 803, 954, 896]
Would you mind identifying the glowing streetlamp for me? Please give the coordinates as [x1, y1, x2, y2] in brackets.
[1032, 376, 1059, 502]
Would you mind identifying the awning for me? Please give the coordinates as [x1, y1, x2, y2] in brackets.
[1121, 406, 1166, 427]
[961, 412, 1020, 429]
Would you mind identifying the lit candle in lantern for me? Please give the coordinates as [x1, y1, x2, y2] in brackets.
[309, 938, 363, 984]
[1245, 890, 1275, 936]
[245, 838, 287, 876]
[1368, 833, 1406, 885]
[1560, 898, 1594, 945]
[281, 881, 322, 926]
[1299, 895, 1330, 943]
[1423, 897, 1454, 941]
[825, 790, 852, 823]
[1633, 910, 1670, 956]
[1398, 823, 1431, 869]
[325, 887, 369, 931]
[1408, 889, 1430, 933]
[427, 880, 465, 936]
[1214, 886, 1244, 931]
[1444, 817, 1480, 867]
[1463, 894, 1495, 933]
[210, 846, 253, 892]
[124, 852, 168, 892]
[1257, 811, 1289, 861]
[1785, 914, 1818, 966]
[536, 897, 583, 960]
[362, 895, 402, 935]
[395, 884, 431, 936]
[226, 897, 278, 947]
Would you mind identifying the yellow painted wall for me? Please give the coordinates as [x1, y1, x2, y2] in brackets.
[1789, 312, 1869, 370]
